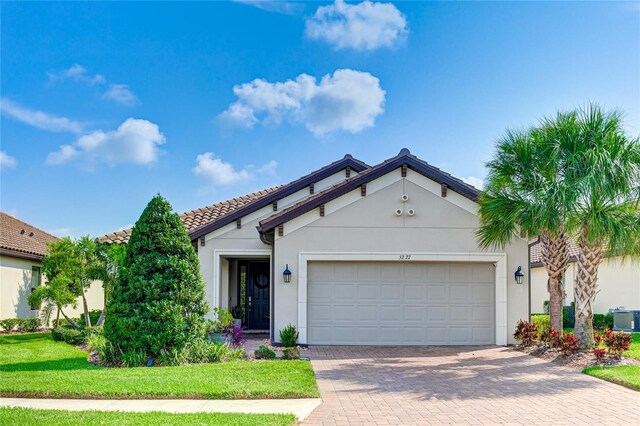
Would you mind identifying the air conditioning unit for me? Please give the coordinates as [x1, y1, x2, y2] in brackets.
[611, 308, 638, 332]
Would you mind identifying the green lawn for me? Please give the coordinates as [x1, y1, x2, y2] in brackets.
[0, 407, 296, 426]
[0, 333, 319, 399]
[583, 365, 640, 391]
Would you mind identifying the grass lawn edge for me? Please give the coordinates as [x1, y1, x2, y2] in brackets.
[583, 365, 640, 392]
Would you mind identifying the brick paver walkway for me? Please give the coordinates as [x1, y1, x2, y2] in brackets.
[304, 346, 639, 425]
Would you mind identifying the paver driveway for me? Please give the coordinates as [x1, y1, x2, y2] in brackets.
[303, 346, 639, 425]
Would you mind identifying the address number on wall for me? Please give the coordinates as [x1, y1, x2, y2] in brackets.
[398, 254, 412, 260]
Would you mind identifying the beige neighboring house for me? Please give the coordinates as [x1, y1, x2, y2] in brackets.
[0, 212, 103, 321]
[530, 239, 640, 314]
[101, 149, 530, 345]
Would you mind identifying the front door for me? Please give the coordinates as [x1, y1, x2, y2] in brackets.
[247, 261, 270, 330]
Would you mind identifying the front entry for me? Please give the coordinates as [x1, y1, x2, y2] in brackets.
[246, 260, 270, 330]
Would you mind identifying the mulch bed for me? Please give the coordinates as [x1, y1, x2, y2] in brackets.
[514, 344, 640, 370]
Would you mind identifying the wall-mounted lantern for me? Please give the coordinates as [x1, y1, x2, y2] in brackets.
[283, 264, 292, 283]
[514, 266, 524, 284]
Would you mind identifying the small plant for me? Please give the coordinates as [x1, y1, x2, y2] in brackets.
[539, 327, 559, 347]
[531, 314, 550, 339]
[85, 333, 107, 353]
[52, 327, 84, 345]
[0, 318, 20, 332]
[279, 324, 299, 347]
[224, 324, 245, 349]
[558, 332, 579, 356]
[594, 330, 604, 347]
[254, 344, 276, 360]
[231, 305, 245, 320]
[209, 308, 235, 334]
[122, 349, 147, 367]
[592, 348, 606, 363]
[17, 318, 41, 332]
[603, 329, 632, 358]
[513, 320, 537, 346]
[281, 346, 300, 360]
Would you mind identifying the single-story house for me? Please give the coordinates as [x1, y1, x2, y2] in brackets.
[101, 149, 529, 345]
[0, 212, 103, 320]
[530, 240, 640, 314]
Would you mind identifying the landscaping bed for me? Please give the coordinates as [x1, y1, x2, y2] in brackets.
[0, 333, 319, 399]
[0, 407, 296, 426]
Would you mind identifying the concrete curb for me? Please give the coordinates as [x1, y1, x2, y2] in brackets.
[0, 397, 323, 421]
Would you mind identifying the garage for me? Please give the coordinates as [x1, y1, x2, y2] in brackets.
[307, 261, 496, 345]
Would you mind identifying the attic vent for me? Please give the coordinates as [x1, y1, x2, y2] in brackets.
[20, 229, 25, 235]
[236, 219, 242, 229]
[345, 166, 351, 178]
[361, 183, 367, 196]
[278, 224, 284, 236]
[309, 183, 314, 194]
[401, 164, 407, 177]
[29, 232, 34, 237]
[272, 200, 278, 211]
[319, 204, 325, 217]
[441, 183, 448, 197]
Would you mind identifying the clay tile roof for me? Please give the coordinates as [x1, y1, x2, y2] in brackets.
[0, 212, 60, 260]
[529, 238, 579, 265]
[98, 186, 282, 245]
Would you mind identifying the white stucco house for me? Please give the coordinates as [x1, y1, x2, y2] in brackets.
[101, 149, 530, 345]
[530, 240, 640, 315]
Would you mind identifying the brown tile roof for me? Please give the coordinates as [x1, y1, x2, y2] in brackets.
[99, 186, 282, 245]
[0, 212, 60, 260]
[530, 238, 579, 266]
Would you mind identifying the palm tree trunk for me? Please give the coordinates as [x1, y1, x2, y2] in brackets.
[55, 307, 61, 328]
[60, 309, 81, 329]
[540, 232, 570, 332]
[95, 285, 107, 326]
[82, 293, 91, 327]
[96, 308, 106, 326]
[574, 231, 604, 349]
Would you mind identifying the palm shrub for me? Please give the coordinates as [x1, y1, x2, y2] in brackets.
[104, 194, 208, 364]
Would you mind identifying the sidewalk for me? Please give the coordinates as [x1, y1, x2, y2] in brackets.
[0, 397, 322, 421]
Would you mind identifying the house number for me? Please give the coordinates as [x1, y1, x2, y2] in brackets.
[399, 254, 412, 260]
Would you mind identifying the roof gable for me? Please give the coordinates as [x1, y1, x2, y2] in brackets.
[258, 148, 480, 233]
[0, 212, 60, 260]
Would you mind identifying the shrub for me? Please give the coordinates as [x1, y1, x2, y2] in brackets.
[592, 314, 614, 331]
[208, 308, 234, 334]
[18, 318, 41, 332]
[104, 195, 208, 363]
[51, 327, 65, 342]
[225, 324, 245, 349]
[531, 314, 550, 338]
[539, 328, 559, 347]
[603, 329, 632, 358]
[254, 345, 276, 360]
[513, 320, 537, 346]
[81, 326, 103, 340]
[85, 333, 106, 353]
[594, 330, 604, 347]
[56, 327, 84, 345]
[282, 346, 300, 360]
[122, 349, 147, 367]
[279, 324, 299, 347]
[558, 332, 579, 356]
[592, 348, 606, 363]
[0, 319, 20, 332]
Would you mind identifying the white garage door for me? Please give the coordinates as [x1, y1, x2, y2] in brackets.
[307, 261, 495, 345]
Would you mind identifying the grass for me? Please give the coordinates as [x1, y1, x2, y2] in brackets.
[583, 365, 640, 391]
[0, 333, 319, 399]
[0, 407, 296, 426]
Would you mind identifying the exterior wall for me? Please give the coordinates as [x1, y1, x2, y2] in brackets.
[198, 169, 351, 319]
[272, 170, 530, 345]
[0, 254, 103, 322]
[531, 258, 640, 314]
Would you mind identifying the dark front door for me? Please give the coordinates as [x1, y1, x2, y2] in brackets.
[247, 261, 270, 330]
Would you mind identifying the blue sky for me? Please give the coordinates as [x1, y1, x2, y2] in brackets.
[1, 1, 638, 237]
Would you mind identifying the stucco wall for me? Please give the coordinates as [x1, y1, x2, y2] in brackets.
[272, 169, 530, 345]
[531, 258, 640, 314]
[0, 255, 103, 322]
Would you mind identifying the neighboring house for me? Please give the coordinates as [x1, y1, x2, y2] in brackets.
[101, 149, 529, 345]
[0, 212, 103, 321]
[530, 240, 640, 315]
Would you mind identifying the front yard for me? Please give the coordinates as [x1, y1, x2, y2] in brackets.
[0, 333, 319, 399]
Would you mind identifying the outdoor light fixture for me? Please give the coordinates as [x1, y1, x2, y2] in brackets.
[283, 264, 292, 283]
[514, 266, 524, 284]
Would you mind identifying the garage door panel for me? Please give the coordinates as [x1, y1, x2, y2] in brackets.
[307, 262, 495, 345]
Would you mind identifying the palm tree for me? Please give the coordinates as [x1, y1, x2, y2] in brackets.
[477, 127, 571, 332]
[545, 105, 640, 348]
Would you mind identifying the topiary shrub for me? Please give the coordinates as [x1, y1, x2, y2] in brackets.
[254, 344, 276, 360]
[58, 327, 84, 345]
[279, 324, 299, 347]
[51, 327, 65, 342]
[104, 195, 208, 364]
[281, 347, 300, 360]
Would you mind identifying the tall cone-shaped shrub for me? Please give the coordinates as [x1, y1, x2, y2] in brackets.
[104, 194, 208, 359]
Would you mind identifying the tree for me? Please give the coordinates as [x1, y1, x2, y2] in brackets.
[92, 242, 126, 326]
[104, 194, 208, 361]
[547, 106, 640, 348]
[477, 127, 571, 332]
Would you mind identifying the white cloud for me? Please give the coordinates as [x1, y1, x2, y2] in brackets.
[0, 151, 17, 169]
[193, 153, 278, 186]
[219, 69, 385, 137]
[463, 176, 484, 190]
[48, 64, 106, 85]
[0, 98, 83, 134]
[305, 0, 408, 51]
[234, 0, 304, 14]
[47, 118, 165, 167]
[102, 84, 139, 106]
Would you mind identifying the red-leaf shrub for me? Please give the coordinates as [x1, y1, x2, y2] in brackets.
[592, 348, 606, 363]
[513, 320, 537, 346]
[594, 330, 605, 347]
[603, 329, 632, 358]
[558, 333, 579, 356]
[539, 328, 560, 347]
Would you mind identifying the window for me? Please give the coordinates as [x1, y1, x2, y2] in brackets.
[30, 266, 41, 310]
